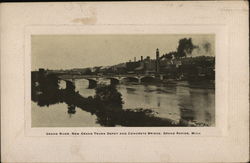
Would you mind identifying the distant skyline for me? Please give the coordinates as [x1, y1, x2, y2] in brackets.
[32, 34, 215, 70]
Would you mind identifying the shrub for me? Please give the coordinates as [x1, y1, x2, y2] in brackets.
[94, 84, 123, 110]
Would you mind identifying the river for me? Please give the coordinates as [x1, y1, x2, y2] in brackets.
[32, 79, 215, 127]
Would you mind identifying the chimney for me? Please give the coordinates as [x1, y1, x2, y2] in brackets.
[141, 56, 143, 61]
[156, 48, 159, 59]
[156, 48, 160, 73]
[134, 57, 136, 62]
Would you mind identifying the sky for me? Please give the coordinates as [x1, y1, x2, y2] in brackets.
[31, 34, 215, 70]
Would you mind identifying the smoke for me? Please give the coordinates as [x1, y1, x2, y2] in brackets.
[202, 41, 212, 54]
[166, 37, 213, 59]
[177, 38, 198, 57]
[191, 40, 213, 57]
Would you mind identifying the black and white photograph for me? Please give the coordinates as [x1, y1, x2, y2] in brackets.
[31, 34, 215, 127]
[1, 2, 249, 163]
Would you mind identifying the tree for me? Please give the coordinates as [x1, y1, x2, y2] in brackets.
[94, 84, 123, 110]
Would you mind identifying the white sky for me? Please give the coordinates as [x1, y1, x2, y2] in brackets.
[32, 34, 214, 70]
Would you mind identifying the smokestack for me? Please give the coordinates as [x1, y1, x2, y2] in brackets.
[141, 56, 143, 61]
[156, 48, 160, 73]
[134, 57, 136, 62]
[156, 48, 159, 59]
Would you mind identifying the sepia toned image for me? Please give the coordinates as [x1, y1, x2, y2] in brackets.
[1, 1, 249, 162]
[31, 34, 215, 127]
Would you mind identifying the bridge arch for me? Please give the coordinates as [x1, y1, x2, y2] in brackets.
[121, 77, 140, 83]
[107, 77, 120, 85]
[86, 78, 97, 89]
[59, 78, 97, 90]
[140, 76, 155, 83]
[64, 80, 76, 91]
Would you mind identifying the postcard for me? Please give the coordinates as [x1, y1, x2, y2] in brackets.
[1, 2, 249, 163]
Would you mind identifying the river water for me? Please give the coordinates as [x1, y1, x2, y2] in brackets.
[32, 79, 215, 127]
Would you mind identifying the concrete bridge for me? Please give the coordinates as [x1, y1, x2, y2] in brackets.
[58, 74, 165, 89]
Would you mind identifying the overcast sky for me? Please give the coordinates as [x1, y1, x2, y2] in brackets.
[32, 34, 214, 70]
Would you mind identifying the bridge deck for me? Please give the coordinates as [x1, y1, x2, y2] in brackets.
[58, 74, 158, 80]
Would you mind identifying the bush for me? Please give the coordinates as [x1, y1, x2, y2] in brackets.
[94, 84, 123, 110]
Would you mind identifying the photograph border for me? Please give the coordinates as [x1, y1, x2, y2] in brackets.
[25, 24, 228, 137]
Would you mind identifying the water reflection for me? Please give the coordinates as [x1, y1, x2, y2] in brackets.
[115, 82, 214, 126]
[32, 102, 100, 127]
[32, 76, 215, 127]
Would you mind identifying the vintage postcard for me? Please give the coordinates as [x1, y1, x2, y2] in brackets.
[1, 2, 248, 163]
